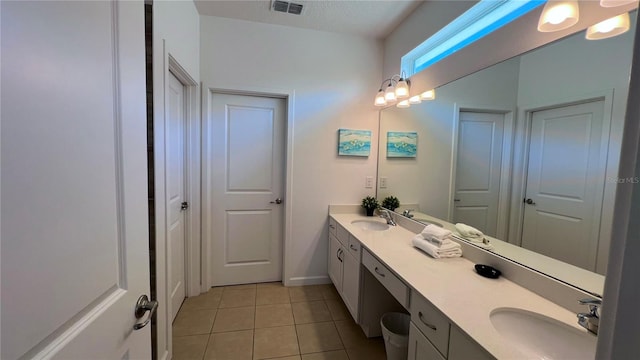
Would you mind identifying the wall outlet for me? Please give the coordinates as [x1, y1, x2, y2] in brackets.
[379, 177, 387, 189]
[365, 176, 374, 189]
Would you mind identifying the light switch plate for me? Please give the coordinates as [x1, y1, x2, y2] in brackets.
[365, 176, 374, 188]
[379, 177, 387, 189]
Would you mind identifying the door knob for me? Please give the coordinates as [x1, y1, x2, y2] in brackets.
[270, 198, 283, 204]
[524, 198, 536, 205]
[133, 295, 158, 330]
[181, 202, 189, 211]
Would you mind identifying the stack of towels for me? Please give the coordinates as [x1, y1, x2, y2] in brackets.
[412, 225, 462, 259]
[454, 223, 494, 250]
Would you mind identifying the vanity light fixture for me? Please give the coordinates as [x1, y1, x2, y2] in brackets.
[420, 89, 436, 100]
[409, 95, 422, 104]
[537, 0, 580, 32]
[586, 12, 631, 40]
[600, 0, 638, 7]
[374, 72, 411, 107]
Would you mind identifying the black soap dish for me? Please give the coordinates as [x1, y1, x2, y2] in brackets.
[475, 264, 501, 279]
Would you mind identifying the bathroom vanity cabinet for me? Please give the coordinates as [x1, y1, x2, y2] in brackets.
[328, 218, 361, 321]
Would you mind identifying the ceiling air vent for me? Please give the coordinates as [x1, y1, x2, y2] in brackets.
[271, 0, 304, 15]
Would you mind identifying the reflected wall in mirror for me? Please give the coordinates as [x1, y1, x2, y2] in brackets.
[378, 13, 637, 293]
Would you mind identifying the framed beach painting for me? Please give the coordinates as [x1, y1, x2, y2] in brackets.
[387, 131, 417, 158]
[338, 129, 371, 157]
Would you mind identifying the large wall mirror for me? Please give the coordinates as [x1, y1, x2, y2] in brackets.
[377, 10, 637, 297]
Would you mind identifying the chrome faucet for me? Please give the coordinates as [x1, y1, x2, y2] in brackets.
[402, 209, 414, 218]
[577, 298, 601, 335]
[379, 209, 396, 226]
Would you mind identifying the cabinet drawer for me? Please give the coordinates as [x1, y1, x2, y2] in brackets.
[362, 249, 409, 308]
[336, 223, 349, 246]
[329, 217, 337, 237]
[411, 292, 450, 356]
[347, 235, 361, 259]
[408, 322, 446, 360]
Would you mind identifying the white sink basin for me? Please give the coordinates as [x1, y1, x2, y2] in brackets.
[490, 307, 596, 359]
[351, 220, 389, 231]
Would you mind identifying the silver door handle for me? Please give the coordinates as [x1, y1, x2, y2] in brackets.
[524, 198, 536, 205]
[270, 198, 283, 204]
[181, 202, 189, 211]
[133, 295, 158, 330]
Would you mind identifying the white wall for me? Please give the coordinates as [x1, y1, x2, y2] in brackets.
[199, 16, 382, 285]
[152, 2, 200, 360]
[378, 57, 520, 219]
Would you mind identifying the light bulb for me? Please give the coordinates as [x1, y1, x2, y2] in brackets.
[397, 99, 410, 108]
[538, 1, 579, 32]
[395, 79, 410, 99]
[409, 95, 422, 104]
[586, 13, 630, 40]
[374, 90, 387, 106]
[384, 84, 397, 103]
[420, 89, 436, 100]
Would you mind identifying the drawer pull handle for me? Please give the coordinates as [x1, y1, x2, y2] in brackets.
[350, 244, 358, 252]
[418, 312, 437, 331]
[374, 267, 385, 277]
[329, 224, 335, 229]
[337, 249, 343, 262]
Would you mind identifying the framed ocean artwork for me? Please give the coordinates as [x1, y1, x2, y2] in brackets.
[387, 131, 417, 158]
[338, 129, 371, 157]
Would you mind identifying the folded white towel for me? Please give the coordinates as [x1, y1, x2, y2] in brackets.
[420, 224, 452, 245]
[412, 235, 462, 259]
[455, 223, 484, 240]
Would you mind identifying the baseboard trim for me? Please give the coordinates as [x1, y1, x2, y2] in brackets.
[286, 275, 331, 287]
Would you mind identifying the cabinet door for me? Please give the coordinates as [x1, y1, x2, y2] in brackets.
[448, 326, 495, 360]
[329, 234, 343, 292]
[342, 251, 361, 321]
[408, 323, 446, 360]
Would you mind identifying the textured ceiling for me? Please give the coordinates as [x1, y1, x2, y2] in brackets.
[194, 0, 425, 39]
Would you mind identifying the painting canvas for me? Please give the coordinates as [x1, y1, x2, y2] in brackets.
[387, 131, 417, 158]
[338, 129, 371, 156]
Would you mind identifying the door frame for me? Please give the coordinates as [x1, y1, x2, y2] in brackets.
[449, 103, 515, 240]
[153, 41, 201, 360]
[508, 90, 614, 253]
[201, 84, 295, 292]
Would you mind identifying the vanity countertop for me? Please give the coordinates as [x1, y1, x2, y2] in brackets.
[330, 212, 596, 359]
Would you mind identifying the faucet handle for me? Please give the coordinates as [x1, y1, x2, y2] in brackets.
[579, 298, 602, 315]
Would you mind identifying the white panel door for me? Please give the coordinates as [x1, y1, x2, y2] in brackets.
[167, 72, 186, 321]
[1, 1, 151, 359]
[521, 100, 605, 270]
[208, 93, 285, 285]
[453, 112, 505, 236]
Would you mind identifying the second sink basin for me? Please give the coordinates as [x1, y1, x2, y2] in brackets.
[351, 220, 389, 231]
[490, 307, 596, 359]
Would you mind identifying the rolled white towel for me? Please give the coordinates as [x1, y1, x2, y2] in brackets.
[420, 224, 452, 245]
[455, 223, 484, 240]
[412, 235, 462, 259]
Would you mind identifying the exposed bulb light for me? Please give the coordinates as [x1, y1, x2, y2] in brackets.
[600, 0, 637, 7]
[397, 99, 411, 108]
[586, 13, 630, 40]
[395, 78, 410, 99]
[537, 1, 579, 32]
[409, 95, 422, 104]
[374, 89, 387, 106]
[420, 89, 436, 100]
[384, 83, 397, 103]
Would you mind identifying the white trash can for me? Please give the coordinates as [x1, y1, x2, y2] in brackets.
[380, 312, 410, 360]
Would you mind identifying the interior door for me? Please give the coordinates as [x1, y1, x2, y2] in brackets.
[521, 100, 605, 270]
[167, 72, 187, 321]
[1, 1, 151, 359]
[207, 93, 286, 286]
[453, 111, 505, 236]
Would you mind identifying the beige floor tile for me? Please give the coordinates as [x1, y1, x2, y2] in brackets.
[344, 338, 387, 360]
[269, 357, 301, 360]
[204, 330, 253, 360]
[289, 285, 324, 303]
[173, 309, 217, 336]
[324, 299, 350, 321]
[296, 322, 344, 354]
[256, 286, 290, 305]
[319, 284, 340, 301]
[212, 306, 255, 333]
[301, 350, 349, 360]
[334, 319, 376, 348]
[291, 301, 332, 324]
[253, 325, 300, 359]
[223, 284, 257, 291]
[257, 281, 285, 289]
[172, 334, 209, 360]
[255, 303, 295, 328]
[219, 288, 257, 308]
[181, 288, 224, 311]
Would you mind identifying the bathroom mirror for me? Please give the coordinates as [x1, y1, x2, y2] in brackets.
[377, 11, 637, 296]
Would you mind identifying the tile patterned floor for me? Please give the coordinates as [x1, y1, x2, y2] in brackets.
[172, 283, 387, 360]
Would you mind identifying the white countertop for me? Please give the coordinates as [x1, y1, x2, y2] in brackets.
[330, 213, 596, 359]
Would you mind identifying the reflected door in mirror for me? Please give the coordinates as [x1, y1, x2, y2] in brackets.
[521, 100, 606, 271]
